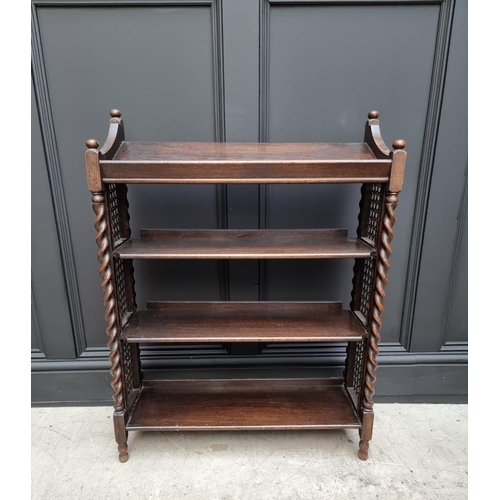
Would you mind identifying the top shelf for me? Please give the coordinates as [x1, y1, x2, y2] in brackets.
[100, 142, 391, 184]
[86, 110, 407, 190]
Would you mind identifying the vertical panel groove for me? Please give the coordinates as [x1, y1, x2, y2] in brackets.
[400, 0, 456, 351]
[212, 0, 226, 143]
[31, 276, 47, 356]
[440, 168, 467, 347]
[211, 0, 230, 301]
[259, 0, 271, 143]
[258, 0, 271, 301]
[31, 4, 86, 356]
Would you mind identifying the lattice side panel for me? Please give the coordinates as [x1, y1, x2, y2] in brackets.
[107, 183, 122, 245]
[366, 184, 382, 245]
[347, 183, 383, 409]
[359, 258, 375, 322]
[352, 183, 384, 325]
[113, 257, 130, 324]
[106, 183, 134, 325]
[103, 183, 137, 413]
[352, 340, 366, 409]
[121, 341, 135, 409]
[344, 339, 367, 411]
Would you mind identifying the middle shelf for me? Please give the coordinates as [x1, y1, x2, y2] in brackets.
[113, 228, 375, 259]
[122, 301, 366, 343]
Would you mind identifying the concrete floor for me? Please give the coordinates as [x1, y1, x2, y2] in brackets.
[32, 404, 467, 499]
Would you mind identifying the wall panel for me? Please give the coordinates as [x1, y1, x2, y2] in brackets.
[32, 0, 467, 402]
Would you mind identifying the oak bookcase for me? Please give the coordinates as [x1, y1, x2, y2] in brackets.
[85, 109, 406, 462]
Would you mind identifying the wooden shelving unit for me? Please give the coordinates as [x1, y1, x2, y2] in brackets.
[85, 109, 406, 462]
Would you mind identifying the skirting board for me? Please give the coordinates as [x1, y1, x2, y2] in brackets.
[32, 363, 467, 406]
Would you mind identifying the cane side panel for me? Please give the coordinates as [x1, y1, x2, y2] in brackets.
[348, 183, 385, 413]
[106, 183, 135, 326]
[104, 183, 139, 408]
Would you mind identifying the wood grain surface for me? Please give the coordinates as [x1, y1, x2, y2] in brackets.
[121, 302, 366, 343]
[113, 229, 376, 259]
[101, 141, 391, 183]
[127, 379, 361, 430]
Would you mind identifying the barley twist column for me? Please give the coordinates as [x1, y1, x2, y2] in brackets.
[86, 126, 130, 463]
[358, 191, 398, 460]
[92, 192, 124, 412]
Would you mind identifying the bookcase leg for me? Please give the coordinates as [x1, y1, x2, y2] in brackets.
[357, 191, 399, 461]
[358, 439, 369, 461]
[114, 411, 129, 463]
[358, 411, 374, 460]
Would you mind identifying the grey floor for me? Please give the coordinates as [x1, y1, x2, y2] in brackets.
[32, 404, 467, 499]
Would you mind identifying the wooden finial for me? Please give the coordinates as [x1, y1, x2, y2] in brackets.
[392, 139, 406, 150]
[110, 109, 122, 118]
[368, 110, 379, 119]
[86, 139, 99, 149]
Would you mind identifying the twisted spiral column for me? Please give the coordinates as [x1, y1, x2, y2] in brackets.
[92, 192, 124, 411]
[362, 192, 398, 412]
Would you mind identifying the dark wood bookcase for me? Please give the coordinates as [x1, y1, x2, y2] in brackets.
[85, 110, 406, 462]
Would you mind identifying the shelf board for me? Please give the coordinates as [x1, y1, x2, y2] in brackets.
[113, 229, 375, 260]
[101, 141, 391, 184]
[127, 379, 361, 431]
[121, 302, 366, 343]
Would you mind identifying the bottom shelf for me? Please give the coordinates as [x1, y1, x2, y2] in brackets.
[127, 378, 361, 431]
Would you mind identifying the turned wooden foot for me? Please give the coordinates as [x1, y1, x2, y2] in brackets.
[358, 439, 369, 460]
[118, 443, 129, 463]
[358, 410, 373, 460]
[114, 412, 129, 463]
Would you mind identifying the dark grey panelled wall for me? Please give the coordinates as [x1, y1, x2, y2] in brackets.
[32, 0, 467, 404]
